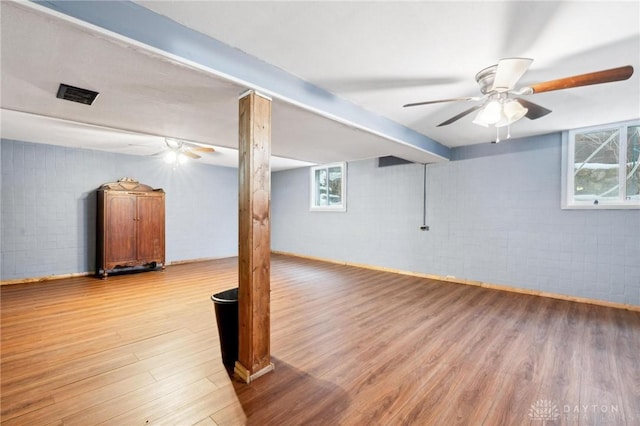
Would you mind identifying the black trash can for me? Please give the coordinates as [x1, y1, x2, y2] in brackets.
[211, 288, 239, 371]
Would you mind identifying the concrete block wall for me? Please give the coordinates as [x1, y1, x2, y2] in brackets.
[1, 139, 238, 281]
[272, 132, 640, 306]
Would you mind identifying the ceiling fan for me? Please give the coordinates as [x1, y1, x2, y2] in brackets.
[403, 58, 634, 142]
[160, 138, 215, 165]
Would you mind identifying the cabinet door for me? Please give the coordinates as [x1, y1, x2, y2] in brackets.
[106, 194, 137, 264]
[136, 195, 165, 261]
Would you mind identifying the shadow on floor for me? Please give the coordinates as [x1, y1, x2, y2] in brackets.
[229, 357, 352, 424]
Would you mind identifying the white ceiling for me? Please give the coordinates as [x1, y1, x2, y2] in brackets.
[1, 1, 639, 170]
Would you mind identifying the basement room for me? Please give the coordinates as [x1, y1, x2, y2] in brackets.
[1, 1, 639, 425]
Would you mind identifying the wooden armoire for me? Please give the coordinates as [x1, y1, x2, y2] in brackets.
[96, 178, 165, 278]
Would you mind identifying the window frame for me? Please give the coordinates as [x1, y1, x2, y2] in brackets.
[562, 119, 640, 209]
[310, 162, 347, 212]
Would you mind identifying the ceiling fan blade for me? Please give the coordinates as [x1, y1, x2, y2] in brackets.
[403, 97, 479, 108]
[515, 98, 552, 120]
[437, 104, 484, 127]
[182, 150, 201, 159]
[491, 58, 533, 92]
[189, 147, 215, 153]
[527, 65, 633, 94]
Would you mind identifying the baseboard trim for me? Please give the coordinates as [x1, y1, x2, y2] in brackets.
[271, 250, 640, 312]
[5, 253, 637, 312]
[0, 256, 236, 286]
[0, 271, 93, 286]
[234, 361, 275, 384]
[167, 256, 233, 266]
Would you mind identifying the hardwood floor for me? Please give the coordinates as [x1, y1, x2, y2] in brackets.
[2, 254, 639, 425]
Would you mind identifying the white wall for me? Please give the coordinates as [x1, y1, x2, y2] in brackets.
[272, 133, 640, 306]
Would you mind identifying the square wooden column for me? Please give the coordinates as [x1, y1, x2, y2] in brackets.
[234, 90, 274, 383]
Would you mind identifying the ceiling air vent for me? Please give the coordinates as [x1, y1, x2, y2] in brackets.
[56, 83, 99, 105]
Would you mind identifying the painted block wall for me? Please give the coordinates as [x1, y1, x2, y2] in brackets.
[0, 139, 238, 280]
[272, 133, 640, 306]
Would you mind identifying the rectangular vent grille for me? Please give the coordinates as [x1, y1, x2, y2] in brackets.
[56, 83, 99, 105]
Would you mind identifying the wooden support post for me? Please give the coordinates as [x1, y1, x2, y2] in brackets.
[234, 90, 274, 383]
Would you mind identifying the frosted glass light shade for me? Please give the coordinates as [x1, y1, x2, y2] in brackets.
[164, 151, 177, 164]
[503, 100, 528, 123]
[472, 110, 490, 127]
[483, 100, 503, 124]
[475, 100, 502, 126]
[472, 98, 528, 130]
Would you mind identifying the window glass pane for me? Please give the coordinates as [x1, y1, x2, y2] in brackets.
[310, 162, 346, 211]
[327, 166, 342, 205]
[627, 125, 640, 200]
[314, 168, 328, 206]
[574, 128, 620, 200]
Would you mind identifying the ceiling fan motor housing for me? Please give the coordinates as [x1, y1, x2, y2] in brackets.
[475, 65, 498, 94]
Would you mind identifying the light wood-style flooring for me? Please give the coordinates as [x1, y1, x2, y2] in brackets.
[2, 254, 639, 425]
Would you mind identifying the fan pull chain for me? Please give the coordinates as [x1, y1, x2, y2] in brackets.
[494, 125, 513, 143]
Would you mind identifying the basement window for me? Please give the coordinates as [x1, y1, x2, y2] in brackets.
[562, 120, 640, 209]
[310, 162, 346, 211]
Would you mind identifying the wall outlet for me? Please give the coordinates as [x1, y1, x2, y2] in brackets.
[419, 225, 429, 231]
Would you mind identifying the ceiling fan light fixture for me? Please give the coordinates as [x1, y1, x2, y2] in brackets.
[484, 100, 503, 124]
[472, 110, 490, 127]
[163, 151, 177, 164]
[473, 100, 502, 126]
[163, 150, 190, 166]
[503, 99, 528, 124]
[473, 97, 529, 129]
